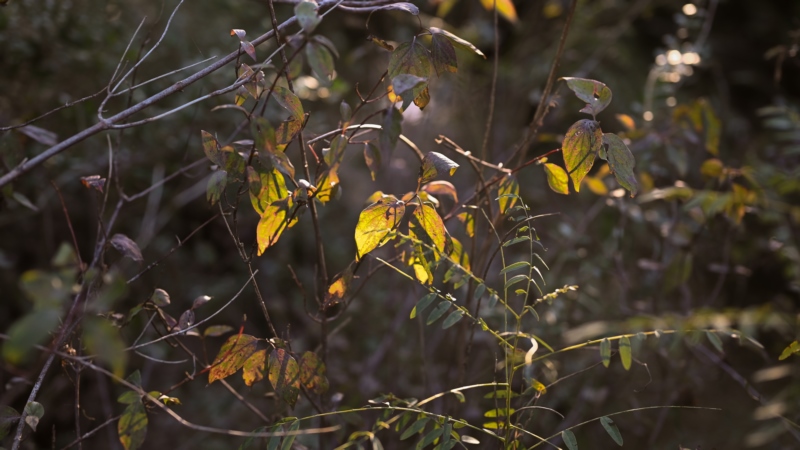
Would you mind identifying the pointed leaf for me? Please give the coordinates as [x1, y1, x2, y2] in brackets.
[500, 261, 530, 274]
[431, 33, 457, 76]
[599, 416, 623, 445]
[325, 134, 348, 166]
[562, 430, 578, 450]
[388, 40, 431, 80]
[600, 338, 611, 368]
[429, 27, 485, 59]
[602, 133, 638, 197]
[209, 334, 259, 383]
[354, 196, 405, 259]
[306, 41, 335, 84]
[479, 0, 518, 22]
[619, 336, 632, 370]
[324, 263, 354, 308]
[299, 351, 329, 394]
[204, 325, 235, 337]
[110, 234, 143, 262]
[561, 78, 613, 116]
[442, 309, 464, 329]
[249, 166, 288, 216]
[419, 152, 459, 186]
[427, 301, 451, 325]
[268, 349, 301, 408]
[242, 349, 267, 386]
[23, 401, 44, 431]
[315, 165, 340, 204]
[411, 292, 438, 319]
[274, 86, 304, 119]
[563, 119, 601, 191]
[779, 341, 800, 360]
[497, 176, 519, 213]
[118, 399, 147, 450]
[257, 197, 295, 255]
[543, 163, 569, 195]
[422, 180, 458, 204]
[410, 203, 448, 257]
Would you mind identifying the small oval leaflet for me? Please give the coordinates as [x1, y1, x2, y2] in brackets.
[619, 335, 632, 371]
[599, 416, 623, 446]
[441, 309, 464, 329]
[562, 429, 578, 450]
[600, 338, 611, 368]
[426, 300, 451, 325]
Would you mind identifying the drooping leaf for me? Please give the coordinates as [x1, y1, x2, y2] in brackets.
[600, 338, 611, 368]
[497, 175, 519, 213]
[325, 134, 348, 167]
[706, 331, 724, 353]
[242, 349, 267, 387]
[543, 163, 569, 195]
[479, 0, 518, 22]
[443, 236, 470, 285]
[422, 180, 458, 204]
[431, 33, 458, 76]
[599, 416, 623, 446]
[418, 152, 459, 186]
[461, 435, 480, 445]
[388, 40, 431, 108]
[306, 41, 335, 85]
[256, 197, 296, 255]
[274, 86, 304, 119]
[563, 119, 601, 192]
[619, 336, 632, 371]
[150, 288, 170, 307]
[400, 418, 429, 440]
[230, 29, 257, 62]
[273, 87, 304, 144]
[192, 295, 212, 310]
[84, 318, 127, 377]
[315, 165, 340, 204]
[118, 399, 147, 450]
[427, 301, 451, 325]
[208, 334, 259, 383]
[413, 86, 430, 110]
[299, 351, 329, 394]
[411, 244, 434, 285]
[354, 195, 405, 259]
[457, 210, 475, 237]
[562, 430, 578, 450]
[376, 2, 419, 15]
[206, 170, 227, 205]
[252, 117, 278, 154]
[441, 309, 464, 329]
[410, 292, 438, 319]
[429, 27, 485, 59]
[602, 133, 638, 197]
[417, 426, 445, 448]
[561, 78, 613, 117]
[380, 106, 403, 153]
[410, 203, 448, 257]
[295, 1, 321, 34]
[324, 262, 354, 308]
[204, 325, 235, 338]
[364, 142, 381, 180]
[249, 166, 288, 216]
[779, 341, 800, 360]
[178, 310, 195, 331]
[110, 234, 143, 262]
[2, 309, 61, 364]
[268, 349, 301, 408]
[340, 100, 352, 122]
[22, 401, 44, 431]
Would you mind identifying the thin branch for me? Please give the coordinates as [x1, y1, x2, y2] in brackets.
[59, 415, 121, 450]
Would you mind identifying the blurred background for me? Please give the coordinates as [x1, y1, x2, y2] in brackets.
[1, 0, 799, 448]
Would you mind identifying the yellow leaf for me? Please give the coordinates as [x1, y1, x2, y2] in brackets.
[480, 0, 518, 22]
[242, 349, 266, 387]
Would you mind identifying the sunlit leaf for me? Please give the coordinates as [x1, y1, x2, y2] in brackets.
[418, 152, 459, 186]
[422, 180, 458, 204]
[779, 341, 800, 360]
[256, 197, 296, 255]
[204, 325, 235, 337]
[325, 134, 348, 167]
[431, 33, 458, 76]
[599, 416, 623, 446]
[392, 74, 427, 100]
[461, 435, 480, 445]
[600, 338, 611, 368]
[563, 119, 601, 192]
[497, 176, 519, 213]
[388, 40, 430, 108]
[268, 349, 301, 408]
[306, 41, 335, 85]
[299, 351, 329, 394]
[118, 399, 147, 450]
[619, 336, 632, 370]
[583, 176, 608, 196]
[354, 195, 405, 259]
[410, 203, 448, 257]
[413, 86, 430, 110]
[602, 133, 638, 197]
[561, 78, 613, 117]
[110, 234, 143, 262]
[85, 318, 127, 377]
[249, 166, 288, 216]
[543, 163, 569, 195]
[562, 430, 578, 450]
[295, 1, 321, 34]
[479, 0, 518, 22]
[242, 349, 266, 387]
[209, 334, 258, 383]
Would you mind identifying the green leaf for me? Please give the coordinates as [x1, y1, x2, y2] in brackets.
[117, 391, 140, 405]
[201, 130, 223, 165]
[418, 152, 459, 186]
[392, 74, 427, 100]
[779, 341, 800, 360]
[354, 195, 405, 259]
[543, 163, 569, 195]
[325, 134, 348, 167]
[23, 401, 44, 431]
[324, 263, 354, 308]
[206, 170, 227, 205]
[561, 77, 613, 117]
[600, 338, 611, 368]
[256, 197, 296, 255]
[429, 27, 485, 59]
[252, 117, 278, 154]
[503, 236, 530, 247]
[416, 426, 444, 449]
[619, 336, 632, 371]
[299, 351, 329, 394]
[504, 274, 529, 291]
[274, 85, 304, 120]
[150, 288, 170, 307]
[118, 399, 147, 450]
[497, 176, 519, 213]
[706, 331, 724, 353]
[0, 406, 19, 441]
[427, 301, 451, 325]
[441, 310, 464, 329]
[411, 293, 438, 319]
[340, 101, 352, 122]
[484, 408, 514, 418]
[280, 421, 300, 450]
[410, 203, 448, 256]
[562, 429, 578, 450]
[599, 416, 623, 446]
[364, 142, 381, 181]
[430, 33, 457, 76]
[2, 309, 61, 364]
[563, 119, 601, 191]
[500, 261, 530, 274]
[84, 318, 127, 378]
[602, 133, 638, 197]
[295, 1, 320, 34]
[388, 39, 431, 82]
[380, 106, 403, 153]
[208, 334, 259, 383]
[315, 165, 340, 204]
[306, 41, 335, 85]
[242, 349, 266, 387]
[203, 325, 234, 337]
[401, 418, 429, 440]
[269, 349, 301, 408]
[249, 166, 288, 216]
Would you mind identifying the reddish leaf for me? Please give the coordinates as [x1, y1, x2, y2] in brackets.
[431, 33, 457, 76]
[256, 197, 296, 255]
[306, 41, 335, 84]
[208, 334, 259, 383]
[563, 119, 602, 191]
[118, 399, 147, 450]
[80, 175, 106, 193]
